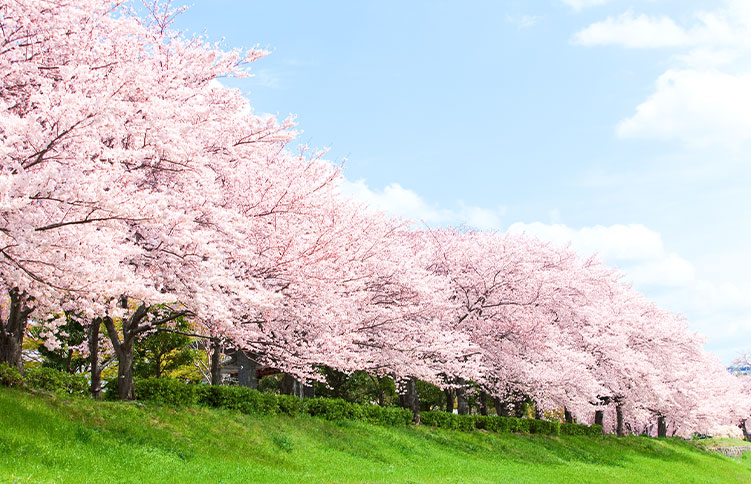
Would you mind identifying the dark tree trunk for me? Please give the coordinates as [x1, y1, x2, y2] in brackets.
[102, 300, 186, 400]
[88, 318, 102, 399]
[280, 374, 304, 398]
[494, 398, 511, 417]
[399, 377, 420, 424]
[444, 388, 454, 413]
[456, 386, 469, 415]
[303, 383, 314, 399]
[657, 416, 667, 438]
[103, 303, 147, 401]
[0, 288, 34, 373]
[236, 351, 258, 389]
[116, 339, 135, 400]
[616, 403, 625, 437]
[210, 338, 222, 385]
[478, 391, 489, 416]
[534, 404, 543, 420]
[154, 354, 162, 379]
[564, 407, 574, 424]
[594, 410, 605, 429]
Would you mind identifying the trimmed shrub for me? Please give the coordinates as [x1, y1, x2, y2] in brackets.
[561, 422, 601, 436]
[277, 394, 304, 417]
[0, 363, 23, 387]
[304, 398, 363, 421]
[529, 419, 560, 435]
[198, 385, 278, 415]
[361, 405, 413, 426]
[134, 378, 197, 406]
[25, 367, 88, 395]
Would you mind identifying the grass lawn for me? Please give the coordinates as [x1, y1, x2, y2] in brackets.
[1, 387, 749, 483]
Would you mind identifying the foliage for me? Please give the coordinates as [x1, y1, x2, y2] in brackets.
[562, 422, 603, 437]
[32, 312, 89, 374]
[0, 363, 23, 387]
[416, 380, 446, 411]
[24, 367, 88, 396]
[135, 377, 199, 406]
[133, 317, 198, 380]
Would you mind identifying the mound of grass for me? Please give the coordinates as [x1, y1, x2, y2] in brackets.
[1, 387, 749, 483]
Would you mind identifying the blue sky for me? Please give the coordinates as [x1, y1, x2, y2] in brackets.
[174, 0, 751, 363]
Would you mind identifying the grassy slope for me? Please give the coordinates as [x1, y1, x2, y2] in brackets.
[1, 388, 750, 484]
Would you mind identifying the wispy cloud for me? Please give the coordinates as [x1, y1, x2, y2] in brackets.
[505, 14, 542, 30]
[561, 0, 613, 12]
[339, 178, 506, 231]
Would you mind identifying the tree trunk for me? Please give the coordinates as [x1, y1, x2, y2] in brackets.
[564, 407, 574, 424]
[494, 398, 511, 417]
[478, 391, 488, 416]
[210, 338, 222, 385]
[103, 303, 149, 401]
[236, 351, 258, 389]
[155, 353, 162, 379]
[0, 288, 34, 373]
[303, 383, 315, 399]
[616, 403, 625, 437]
[280, 374, 304, 398]
[88, 318, 102, 400]
[594, 410, 604, 429]
[399, 377, 420, 424]
[456, 386, 469, 415]
[657, 415, 667, 438]
[444, 388, 454, 413]
[116, 339, 135, 400]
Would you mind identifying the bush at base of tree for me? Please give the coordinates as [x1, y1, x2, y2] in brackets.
[0, 363, 23, 387]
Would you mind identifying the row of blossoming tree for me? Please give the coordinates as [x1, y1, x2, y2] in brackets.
[1, 0, 748, 438]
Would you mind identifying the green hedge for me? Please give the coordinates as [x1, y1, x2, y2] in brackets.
[561, 422, 602, 436]
[135, 379, 413, 427]
[421, 411, 596, 437]
[24, 367, 88, 396]
[131, 379, 601, 437]
[15, 372, 597, 437]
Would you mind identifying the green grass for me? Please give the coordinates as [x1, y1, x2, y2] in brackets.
[1, 388, 750, 483]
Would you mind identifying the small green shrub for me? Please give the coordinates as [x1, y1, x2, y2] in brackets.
[25, 367, 88, 395]
[0, 363, 23, 387]
[134, 378, 197, 406]
[361, 404, 412, 426]
[277, 394, 304, 416]
[304, 398, 363, 421]
[561, 422, 601, 436]
[529, 419, 560, 435]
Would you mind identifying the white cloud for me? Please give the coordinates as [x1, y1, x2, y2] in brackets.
[617, 69, 751, 147]
[562, 0, 612, 11]
[572, 11, 690, 48]
[339, 178, 506, 230]
[506, 222, 665, 262]
[574, 0, 751, 149]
